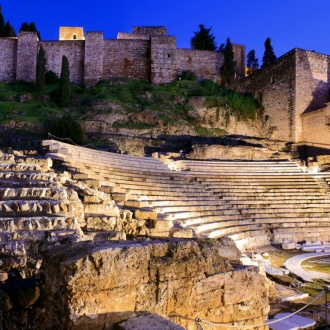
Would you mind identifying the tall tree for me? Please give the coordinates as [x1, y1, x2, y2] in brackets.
[19, 22, 29, 31]
[262, 37, 276, 67]
[3, 20, 16, 37]
[220, 38, 236, 88]
[59, 55, 71, 107]
[0, 8, 4, 37]
[191, 24, 217, 50]
[36, 45, 46, 92]
[28, 22, 41, 40]
[19, 22, 41, 40]
[246, 49, 259, 75]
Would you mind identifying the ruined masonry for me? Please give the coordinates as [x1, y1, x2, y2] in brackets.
[0, 147, 270, 330]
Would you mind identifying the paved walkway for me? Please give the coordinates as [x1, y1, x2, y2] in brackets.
[284, 252, 330, 282]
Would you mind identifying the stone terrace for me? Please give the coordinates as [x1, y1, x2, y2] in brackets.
[42, 140, 330, 251]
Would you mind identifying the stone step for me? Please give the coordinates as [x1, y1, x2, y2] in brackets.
[0, 163, 44, 172]
[159, 208, 240, 221]
[0, 216, 78, 231]
[222, 195, 330, 202]
[198, 224, 261, 239]
[182, 159, 298, 166]
[241, 206, 330, 214]
[0, 172, 56, 182]
[220, 191, 330, 198]
[0, 229, 78, 244]
[125, 198, 227, 208]
[272, 227, 330, 244]
[207, 187, 329, 193]
[187, 219, 255, 234]
[235, 202, 330, 210]
[0, 200, 71, 216]
[150, 203, 234, 214]
[254, 217, 330, 225]
[243, 211, 330, 219]
[202, 182, 326, 189]
[233, 233, 270, 251]
[93, 168, 194, 182]
[0, 187, 68, 200]
[0, 179, 60, 189]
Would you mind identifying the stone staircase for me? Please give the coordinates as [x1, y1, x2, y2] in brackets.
[181, 159, 330, 248]
[42, 140, 330, 251]
[0, 150, 83, 259]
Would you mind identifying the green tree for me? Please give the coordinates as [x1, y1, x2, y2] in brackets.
[36, 45, 46, 92]
[19, 22, 41, 40]
[190, 24, 217, 50]
[47, 116, 83, 144]
[59, 55, 71, 107]
[246, 49, 259, 75]
[220, 38, 236, 88]
[262, 37, 276, 67]
[19, 22, 29, 31]
[29, 22, 41, 40]
[0, 9, 4, 37]
[3, 20, 16, 37]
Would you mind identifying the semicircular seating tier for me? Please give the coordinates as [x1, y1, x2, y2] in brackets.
[42, 140, 330, 252]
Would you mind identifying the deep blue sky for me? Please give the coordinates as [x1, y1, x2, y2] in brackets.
[2, 0, 330, 64]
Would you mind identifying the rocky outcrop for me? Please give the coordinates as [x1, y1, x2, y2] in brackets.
[186, 144, 290, 160]
[42, 239, 270, 330]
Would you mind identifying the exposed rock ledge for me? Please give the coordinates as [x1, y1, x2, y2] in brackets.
[42, 239, 270, 330]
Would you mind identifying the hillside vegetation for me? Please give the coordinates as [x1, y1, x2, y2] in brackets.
[0, 78, 263, 147]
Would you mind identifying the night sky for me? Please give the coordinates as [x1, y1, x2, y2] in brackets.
[2, 0, 330, 64]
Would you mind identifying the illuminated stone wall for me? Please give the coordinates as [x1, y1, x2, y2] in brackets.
[0, 26, 245, 86]
[151, 36, 177, 84]
[175, 49, 223, 82]
[237, 50, 297, 141]
[302, 104, 330, 147]
[84, 32, 104, 87]
[102, 39, 150, 82]
[16, 31, 38, 82]
[0, 38, 17, 82]
[238, 49, 330, 143]
[59, 27, 84, 40]
[42, 40, 85, 83]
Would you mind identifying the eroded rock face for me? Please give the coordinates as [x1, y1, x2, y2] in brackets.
[43, 239, 269, 330]
[187, 144, 290, 160]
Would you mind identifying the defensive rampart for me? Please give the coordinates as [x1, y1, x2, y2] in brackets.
[0, 26, 245, 86]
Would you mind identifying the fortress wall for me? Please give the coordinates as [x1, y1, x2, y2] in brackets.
[150, 36, 176, 84]
[41, 41, 85, 84]
[0, 38, 17, 82]
[117, 32, 150, 40]
[103, 39, 150, 81]
[133, 26, 166, 36]
[238, 50, 297, 142]
[232, 44, 246, 79]
[175, 49, 223, 82]
[84, 32, 103, 87]
[302, 105, 330, 147]
[295, 50, 330, 142]
[16, 32, 38, 82]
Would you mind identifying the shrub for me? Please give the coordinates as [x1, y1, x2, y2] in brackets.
[178, 71, 197, 81]
[45, 71, 59, 84]
[47, 115, 83, 144]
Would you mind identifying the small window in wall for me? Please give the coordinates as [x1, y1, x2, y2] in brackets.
[73, 35, 77, 40]
[271, 75, 275, 84]
[167, 53, 171, 58]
